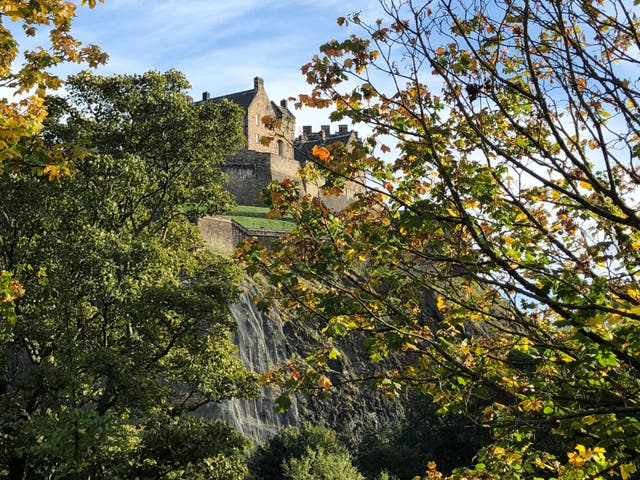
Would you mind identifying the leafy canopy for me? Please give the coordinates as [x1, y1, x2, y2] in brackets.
[0, 70, 254, 479]
[242, 0, 640, 478]
[0, 0, 107, 325]
[248, 423, 363, 480]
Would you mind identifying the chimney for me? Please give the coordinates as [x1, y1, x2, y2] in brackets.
[303, 125, 312, 135]
[321, 125, 330, 139]
[338, 124, 348, 134]
[202, 91, 210, 101]
[254, 76, 264, 90]
[280, 99, 288, 109]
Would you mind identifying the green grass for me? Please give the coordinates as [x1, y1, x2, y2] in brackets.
[226, 204, 295, 231]
[229, 215, 295, 231]
[232, 205, 271, 215]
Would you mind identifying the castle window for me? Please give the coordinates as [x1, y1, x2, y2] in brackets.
[277, 140, 284, 156]
[256, 133, 260, 144]
[255, 113, 259, 126]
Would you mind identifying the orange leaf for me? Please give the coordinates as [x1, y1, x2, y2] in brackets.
[312, 145, 331, 161]
[317, 375, 333, 389]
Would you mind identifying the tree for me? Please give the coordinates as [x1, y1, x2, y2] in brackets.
[242, 0, 640, 478]
[355, 393, 489, 479]
[282, 447, 365, 480]
[248, 423, 363, 480]
[0, 70, 255, 479]
[0, 0, 107, 325]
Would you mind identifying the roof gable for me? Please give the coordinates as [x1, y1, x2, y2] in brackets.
[209, 88, 256, 110]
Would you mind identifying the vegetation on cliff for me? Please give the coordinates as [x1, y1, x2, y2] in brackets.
[247, 423, 364, 480]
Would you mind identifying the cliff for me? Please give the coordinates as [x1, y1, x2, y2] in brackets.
[198, 276, 404, 445]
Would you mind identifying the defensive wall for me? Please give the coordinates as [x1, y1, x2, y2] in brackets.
[198, 216, 288, 254]
[223, 150, 301, 206]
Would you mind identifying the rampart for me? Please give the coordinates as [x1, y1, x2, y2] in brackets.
[222, 151, 301, 206]
[198, 216, 288, 254]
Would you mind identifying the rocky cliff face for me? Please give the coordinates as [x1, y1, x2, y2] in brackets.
[196, 279, 299, 444]
[199, 276, 403, 445]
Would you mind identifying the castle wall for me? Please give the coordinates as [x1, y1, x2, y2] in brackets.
[245, 79, 295, 157]
[246, 88, 275, 154]
[198, 217, 244, 253]
[222, 151, 273, 206]
[198, 216, 288, 254]
[304, 177, 366, 211]
[270, 154, 302, 184]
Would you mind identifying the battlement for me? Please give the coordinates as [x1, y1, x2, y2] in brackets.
[297, 124, 357, 143]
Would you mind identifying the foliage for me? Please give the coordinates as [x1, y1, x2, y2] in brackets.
[242, 0, 640, 478]
[0, 0, 107, 326]
[0, 70, 255, 478]
[247, 422, 362, 480]
[282, 446, 365, 480]
[0, 0, 107, 171]
[355, 393, 489, 479]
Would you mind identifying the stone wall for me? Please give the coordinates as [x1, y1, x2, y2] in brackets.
[198, 217, 245, 253]
[222, 150, 304, 206]
[245, 78, 295, 157]
[222, 151, 273, 206]
[300, 174, 367, 211]
[246, 79, 276, 154]
[198, 216, 288, 254]
[269, 153, 301, 184]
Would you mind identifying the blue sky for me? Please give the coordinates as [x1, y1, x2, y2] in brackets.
[66, 0, 387, 132]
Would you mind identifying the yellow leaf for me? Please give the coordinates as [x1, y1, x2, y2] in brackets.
[621, 463, 637, 480]
[43, 164, 61, 181]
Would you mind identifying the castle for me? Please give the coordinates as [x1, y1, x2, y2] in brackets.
[198, 76, 364, 211]
[197, 77, 365, 252]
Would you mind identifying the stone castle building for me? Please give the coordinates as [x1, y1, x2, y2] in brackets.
[198, 76, 365, 211]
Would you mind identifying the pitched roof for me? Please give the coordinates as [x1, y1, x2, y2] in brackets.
[272, 100, 294, 119]
[208, 88, 256, 109]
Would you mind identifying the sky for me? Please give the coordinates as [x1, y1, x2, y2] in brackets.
[63, 0, 388, 133]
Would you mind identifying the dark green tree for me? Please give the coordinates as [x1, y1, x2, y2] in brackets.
[0, 70, 255, 479]
[248, 423, 363, 480]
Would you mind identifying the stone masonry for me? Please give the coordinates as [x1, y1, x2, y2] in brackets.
[197, 77, 366, 251]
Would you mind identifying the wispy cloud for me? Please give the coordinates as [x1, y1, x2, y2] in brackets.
[67, 0, 387, 131]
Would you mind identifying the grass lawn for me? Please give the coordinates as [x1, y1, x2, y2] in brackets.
[226, 205, 295, 231]
[232, 205, 271, 215]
